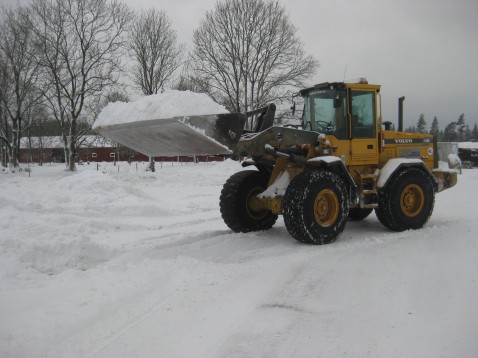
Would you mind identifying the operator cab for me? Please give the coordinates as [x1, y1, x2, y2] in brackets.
[299, 78, 382, 164]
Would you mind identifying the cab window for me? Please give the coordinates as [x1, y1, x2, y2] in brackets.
[350, 91, 376, 138]
[305, 90, 347, 139]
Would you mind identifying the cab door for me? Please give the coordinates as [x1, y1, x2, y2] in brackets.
[349, 90, 379, 165]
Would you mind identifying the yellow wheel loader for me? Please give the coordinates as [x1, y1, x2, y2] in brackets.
[96, 79, 457, 244]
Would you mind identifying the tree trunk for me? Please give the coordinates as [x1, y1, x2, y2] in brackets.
[28, 131, 33, 164]
[68, 143, 76, 171]
[38, 137, 43, 166]
[67, 117, 77, 171]
[147, 156, 155, 172]
[63, 146, 69, 167]
[8, 145, 16, 168]
[10, 120, 19, 167]
[1, 145, 7, 167]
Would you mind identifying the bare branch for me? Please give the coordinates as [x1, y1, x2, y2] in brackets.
[29, 0, 132, 171]
[0, 5, 43, 167]
[189, 0, 319, 113]
[128, 8, 184, 95]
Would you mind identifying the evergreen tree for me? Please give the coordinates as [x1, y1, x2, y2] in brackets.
[464, 124, 471, 142]
[443, 122, 457, 142]
[456, 113, 466, 141]
[416, 113, 427, 134]
[429, 116, 440, 139]
[472, 123, 478, 141]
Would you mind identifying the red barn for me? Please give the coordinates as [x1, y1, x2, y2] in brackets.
[19, 135, 225, 164]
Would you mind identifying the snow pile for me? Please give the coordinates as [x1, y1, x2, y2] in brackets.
[93, 90, 228, 128]
[448, 153, 462, 173]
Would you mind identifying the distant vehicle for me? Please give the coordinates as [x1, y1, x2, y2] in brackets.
[458, 147, 478, 167]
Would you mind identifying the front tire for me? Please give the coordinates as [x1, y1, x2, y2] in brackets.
[375, 167, 435, 231]
[283, 170, 349, 245]
[220, 170, 278, 232]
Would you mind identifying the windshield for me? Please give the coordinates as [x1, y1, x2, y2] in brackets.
[303, 88, 347, 139]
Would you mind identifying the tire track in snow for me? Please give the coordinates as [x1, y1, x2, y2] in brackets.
[46, 242, 292, 357]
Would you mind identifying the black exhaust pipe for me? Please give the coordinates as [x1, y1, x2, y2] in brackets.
[398, 96, 405, 132]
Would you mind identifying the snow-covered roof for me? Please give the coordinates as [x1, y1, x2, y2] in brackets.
[459, 142, 478, 149]
[20, 135, 116, 149]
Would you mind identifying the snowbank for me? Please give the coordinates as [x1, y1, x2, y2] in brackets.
[93, 90, 228, 128]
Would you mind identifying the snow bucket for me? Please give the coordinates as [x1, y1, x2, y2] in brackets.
[94, 113, 247, 157]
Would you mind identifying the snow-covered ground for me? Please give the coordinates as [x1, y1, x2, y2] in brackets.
[1, 160, 477, 358]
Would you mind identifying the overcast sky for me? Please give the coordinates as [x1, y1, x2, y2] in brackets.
[3, 0, 477, 129]
[127, 0, 477, 129]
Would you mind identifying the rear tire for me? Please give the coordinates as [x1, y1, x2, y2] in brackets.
[348, 208, 373, 221]
[375, 167, 435, 231]
[283, 170, 349, 245]
[220, 170, 278, 232]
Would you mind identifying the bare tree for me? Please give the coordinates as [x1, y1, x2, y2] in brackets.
[129, 9, 184, 95]
[127, 8, 183, 173]
[102, 90, 130, 105]
[0, 6, 42, 168]
[23, 103, 49, 165]
[0, 53, 9, 167]
[29, 0, 132, 171]
[174, 60, 205, 93]
[189, 0, 318, 114]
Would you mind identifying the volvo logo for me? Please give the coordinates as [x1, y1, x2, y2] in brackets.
[394, 138, 413, 144]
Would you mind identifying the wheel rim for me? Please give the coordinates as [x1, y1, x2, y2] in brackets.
[313, 189, 339, 227]
[246, 187, 267, 220]
[400, 184, 425, 217]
